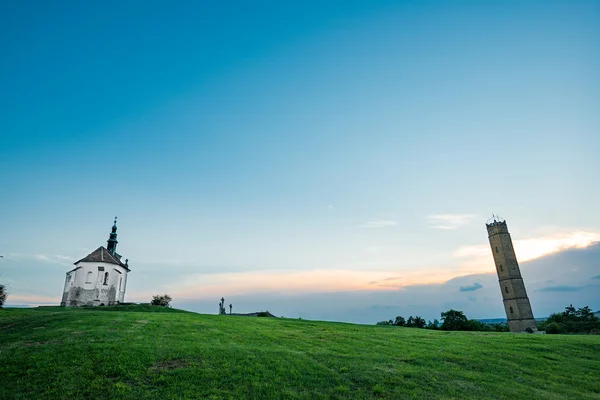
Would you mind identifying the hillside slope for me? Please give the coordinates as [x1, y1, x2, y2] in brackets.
[1, 306, 599, 399]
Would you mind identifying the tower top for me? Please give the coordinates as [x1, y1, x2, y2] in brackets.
[107, 217, 118, 255]
[486, 215, 508, 235]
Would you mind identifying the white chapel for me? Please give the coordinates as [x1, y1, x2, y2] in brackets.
[60, 218, 130, 307]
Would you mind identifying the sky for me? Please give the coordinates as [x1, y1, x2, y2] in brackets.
[1, 1, 599, 323]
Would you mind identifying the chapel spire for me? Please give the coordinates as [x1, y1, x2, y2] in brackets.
[107, 217, 118, 255]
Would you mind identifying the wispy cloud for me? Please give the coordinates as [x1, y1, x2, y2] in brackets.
[428, 214, 476, 230]
[360, 220, 397, 228]
[538, 285, 583, 292]
[7, 253, 74, 265]
[5, 293, 61, 305]
[459, 282, 483, 292]
[592, 275, 600, 280]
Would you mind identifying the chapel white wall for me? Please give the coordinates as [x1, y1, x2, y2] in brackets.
[61, 261, 129, 306]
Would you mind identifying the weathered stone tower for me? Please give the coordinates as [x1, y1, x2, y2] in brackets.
[486, 218, 537, 332]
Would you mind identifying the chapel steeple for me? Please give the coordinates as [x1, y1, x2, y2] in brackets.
[107, 217, 118, 255]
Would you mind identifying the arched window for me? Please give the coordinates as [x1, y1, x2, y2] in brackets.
[119, 277, 122, 292]
[85, 271, 93, 283]
[495, 247, 499, 253]
[509, 306, 514, 314]
[505, 286, 509, 293]
[103, 272, 109, 285]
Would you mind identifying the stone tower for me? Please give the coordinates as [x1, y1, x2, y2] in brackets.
[486, 218, 537, 332]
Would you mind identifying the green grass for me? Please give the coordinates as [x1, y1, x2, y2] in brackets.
[1, 306, 599, 399]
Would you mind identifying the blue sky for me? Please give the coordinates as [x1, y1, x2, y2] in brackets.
[1, 1, 599, 322]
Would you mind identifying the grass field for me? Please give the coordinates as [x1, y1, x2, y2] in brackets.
[1, 306, 599, 399]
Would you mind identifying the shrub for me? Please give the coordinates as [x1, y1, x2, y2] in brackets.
[150, 294, 172, 307]
[0, 284, 6, 308]
[545, 322, 562, 334]
[257, 311, 271, 317]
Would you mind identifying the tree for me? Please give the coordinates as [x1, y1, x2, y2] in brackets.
[413, 316, 426, 329]
[541, 304, 600, 333]
[545, 322, 562, 334]
[0, 283, 6, 308]
[394, 316, 406, 326]
[426, 319, 440, 330]
[440, 309, 471, 331]
[150, 294, 172, 307]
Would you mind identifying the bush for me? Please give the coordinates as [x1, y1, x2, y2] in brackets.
[545, 322, 562, 334]
[257, 311, 271, 317]
[150, 294, 172, 307]
[0, 284, 6, 308]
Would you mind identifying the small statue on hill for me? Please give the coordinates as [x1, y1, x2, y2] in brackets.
[218, 297, 226, 315]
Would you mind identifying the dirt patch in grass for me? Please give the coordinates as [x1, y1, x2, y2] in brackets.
[149, 359, 199, 372]
[23, 340, 62, 347]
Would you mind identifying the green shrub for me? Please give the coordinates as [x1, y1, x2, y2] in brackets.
[0, 284, 6, 308]
[257, 311, 270, 317]
[545, 322, 562, 334]
[151, 294, 172, 307]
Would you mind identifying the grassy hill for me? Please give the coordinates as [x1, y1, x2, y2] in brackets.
[1, 306, 599, 399]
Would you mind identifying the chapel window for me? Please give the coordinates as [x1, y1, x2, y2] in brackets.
[509, 306, 514, 314]
[103, 272, 109, 285]
[505, 286, 509, 293]
[85, 271, 93, 284]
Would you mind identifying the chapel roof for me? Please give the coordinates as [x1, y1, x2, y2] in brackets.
[74, 246, 130, 270]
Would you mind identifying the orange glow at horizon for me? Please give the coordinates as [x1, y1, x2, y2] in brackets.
[170, 232, 600, 300]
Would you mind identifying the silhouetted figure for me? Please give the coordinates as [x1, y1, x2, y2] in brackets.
[229, 304, 232, 314]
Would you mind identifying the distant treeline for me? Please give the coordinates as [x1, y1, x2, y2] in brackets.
[378, 305, 600, 334]
[376, 309, 508, 332]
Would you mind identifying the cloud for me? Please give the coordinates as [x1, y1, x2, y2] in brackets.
[428, 214, 476, 230]
[453, 232, 600, 273]
[5, 293, 61, 305]
[6, 253, 74, 266]
[360, 220, 397, 228]
[459, 282, 483, 292]
[538, 286, 583, 292]
[592, 275, 600, 280]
